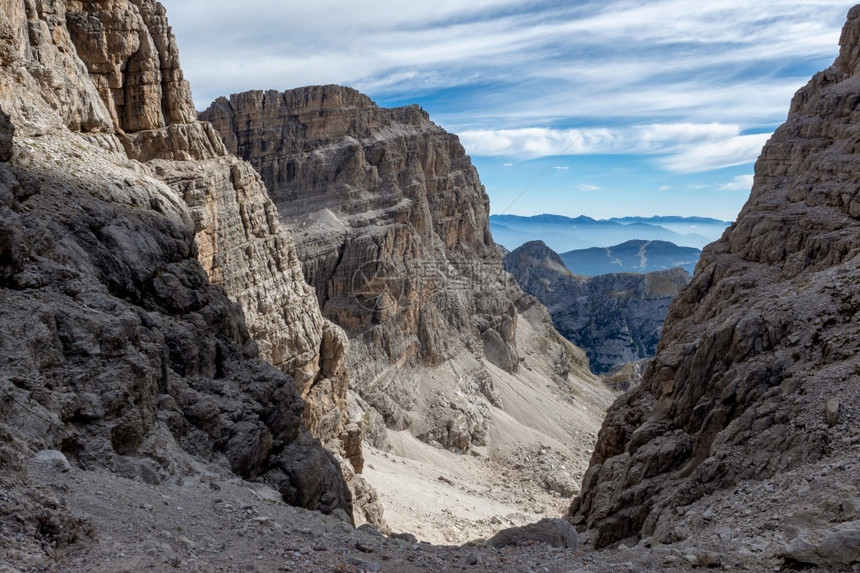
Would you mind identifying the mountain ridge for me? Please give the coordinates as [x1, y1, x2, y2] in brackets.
[504, 240, 690, 374]
[489, 213, 726, 252]
[560, 239, 701, 276]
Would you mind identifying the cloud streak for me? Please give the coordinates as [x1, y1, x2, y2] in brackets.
[158, 0, 849, 219]
[164, 0, 846, 132]
[458, 124, 771, 172]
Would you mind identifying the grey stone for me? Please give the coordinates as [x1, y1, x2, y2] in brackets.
[0, 106, 11, 162]
[0, 0, 352, 524]
[826, 398, 841, 427]
[487, 518, 578, 549]
[33, 450, 71, 473]
[570, 4, 860, 549]
[202, 85, 592, 457]
[348, 557, 381, 572]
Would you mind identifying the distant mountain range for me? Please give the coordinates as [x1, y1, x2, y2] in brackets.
[560, 240, 701, 276]
[504, 241, 691, 374]
[490, 214, 730, 253]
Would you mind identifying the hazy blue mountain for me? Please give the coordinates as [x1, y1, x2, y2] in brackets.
[504, 241, 691, 374]
[559, 240, 701, 276]
[608, 216, 730, 244]
[489, 214, 729, 252]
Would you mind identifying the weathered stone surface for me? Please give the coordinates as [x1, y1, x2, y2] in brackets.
[0, 0, 114, 133]
[203, 86, 592, 453]
[0, 105, 12, 161]
[784, 521, 860, 567]
[488, 518, 578, 549]
[33, 450, 71, 473]
[65, 0, 197, 132]
[571, 5, 860, 549]
[0, 0, 354, 522]
[55, 1, 354, 471]
[505, 240, 690, 373]
[826, 397, 841, 427]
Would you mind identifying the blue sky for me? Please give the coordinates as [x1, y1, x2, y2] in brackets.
[161, 1, 850, 221]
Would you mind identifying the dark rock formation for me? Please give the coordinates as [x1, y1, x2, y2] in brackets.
[202, 87, 595, 453]
[0, 105, 11, 161]
[0, 0, 353, 520]
[488, 518, 579, 549]
[505, 241, 690, 374]
[570, 5, 860, 556]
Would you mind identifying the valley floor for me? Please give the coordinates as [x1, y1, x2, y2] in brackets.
[14, 445, 858, 572]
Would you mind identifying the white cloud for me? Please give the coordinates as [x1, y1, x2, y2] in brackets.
[717, 174, 756, 191]
[458, 123, 771, 172]
[658, 185, 672, 191]
[503, 163, 514, 167]
[162, 0, 847, 130]
[554, 166, 570, 170]
[575, 184, 601, 192]
[658, 134, 771, 172]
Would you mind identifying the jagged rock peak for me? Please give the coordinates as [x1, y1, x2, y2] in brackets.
[570, 5, 860, 563]
[203, 85, 602, 460]
[510, 240, 570, 269]
[65, 0, 198, 132]
[205, 85, 428, 146]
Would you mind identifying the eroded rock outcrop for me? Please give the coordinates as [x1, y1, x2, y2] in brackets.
[570, 6, 860, 560]
[0, 0, 355, 522]
[203, 87, 598, 454]
[505, 241, 690, 374]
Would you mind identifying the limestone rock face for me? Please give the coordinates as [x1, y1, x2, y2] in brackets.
[203, 87, 582, 452]
[571, 5, 860, 550]
[0, 0, 354, 518]
[64, 0, 197, 132]
[505, 241, 690, 374]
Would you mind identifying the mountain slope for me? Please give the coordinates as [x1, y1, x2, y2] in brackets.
[505, 241, 690, 374]
[570, 7, 860, 566]
[203, 87, 615, 540]
[560, 240, 701, 276]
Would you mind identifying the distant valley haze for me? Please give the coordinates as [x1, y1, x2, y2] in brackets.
[161, 0, 847, 223]
[490, 213, 728, 255]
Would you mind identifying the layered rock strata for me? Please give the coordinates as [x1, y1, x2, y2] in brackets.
[203, 87, 597, 453]
[570, 7, 860, 564]
[0, 0, 355, 520]
[504, 241, 690, 374]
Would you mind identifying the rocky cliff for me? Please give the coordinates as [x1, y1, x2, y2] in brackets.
[202, 87, 605, 458]
[505, 241, 690, 374]
[570, 6, 860, 566]
[0, 0, 355, 522]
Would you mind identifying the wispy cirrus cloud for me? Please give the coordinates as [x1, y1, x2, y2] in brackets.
[160, 0, 849, 218]
[163, 0, 846, 131]
[458, 123, 771, 172]
[717, 174, 756, 191]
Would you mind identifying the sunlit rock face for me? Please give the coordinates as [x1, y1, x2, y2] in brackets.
[570, 5, 860, 553]
[203, 86, 596, 454]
